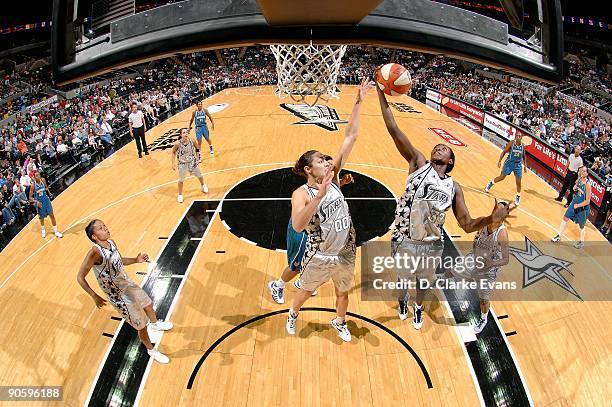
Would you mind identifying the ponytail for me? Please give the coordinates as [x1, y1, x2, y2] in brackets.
[293, 150, 319, 178]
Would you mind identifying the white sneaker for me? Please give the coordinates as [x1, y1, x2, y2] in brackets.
[150, 320, 173, 331]
[398, 300, 409, 321]
[286, 311, 298, 335]
[54, 230, 63, 238]
[268, 281, 285, 304]
[485, 181, 494, 193]
[209, 148, 214, 155]
[41, 229, 46, 238]
[412, 303, 424, 330]
[331, 318, 352, 342]
[474, 317, 488, 334]
[551, 234, 560, 243]
[177, 194, 184, 203]
[201, 184, 208, 194]
[293, 278, 317, 296]
[515, 194, 521, 206]
[147, 348, 170, 364]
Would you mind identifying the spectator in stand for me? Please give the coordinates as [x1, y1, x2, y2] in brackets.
[56, 137, 70, 163]
[88, 128, 103, 151]
[1, 186, 16, 227]
[19, 170, 32, 192]
[101, 118, 113, 141]
[11, 178, 29, 212]
[71, 132, 83, 147]
[95, 122, 113, 147]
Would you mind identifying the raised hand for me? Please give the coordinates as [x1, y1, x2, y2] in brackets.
[316, 167, 334, 199]
[340, 173, 354, 186]
[136, 252, 149, 263]
[491, 200, 516, 223]
[356, 77, 375, 103]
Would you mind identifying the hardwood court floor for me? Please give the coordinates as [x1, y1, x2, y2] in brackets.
[0, 86, 608, 406]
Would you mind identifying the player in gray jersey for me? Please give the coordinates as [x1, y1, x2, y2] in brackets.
[172, 128, 209, 203]
[77, 220, 173, 364]
[376, 75, 511, 330]
[448, 201, 512, 334]
[285, 78, 373, 342]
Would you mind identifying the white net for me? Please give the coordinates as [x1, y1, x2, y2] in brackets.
[270, 43, 347, 105]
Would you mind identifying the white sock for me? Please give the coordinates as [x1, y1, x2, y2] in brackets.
[289, 308, 298, 318]
[579, 227, 586, 242]
[490, 180, 495, 184]
[334, 316, 345, 324]
[276, 279, 285, 288]
[41, 226, 46, 232]
[481, 312, 487, 320]
[52, 226, 58, 232]
[558, 220, 567, 236]
[414, 303, 423, 310]
[516, 193, 521, 197]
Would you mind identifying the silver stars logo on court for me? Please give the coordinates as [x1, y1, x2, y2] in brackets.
[280, 103, 348, 131]
[509, 237, 581, 300]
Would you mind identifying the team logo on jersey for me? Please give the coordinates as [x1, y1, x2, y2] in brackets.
[509, 237, 580, 300]
[419, 183, 450, 203]
[148, 128, 181, 151]
[320, 198, 342, 222]
[389, 102, 421, 114]
[280, 104, 348, 131]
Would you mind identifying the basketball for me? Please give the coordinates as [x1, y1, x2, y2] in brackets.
[376, 63, 412, 96]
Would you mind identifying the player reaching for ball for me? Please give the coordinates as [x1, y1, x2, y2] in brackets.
[447, 201, 513, 334]
[284, 78, 373, 343]
[375, 66, 512, 330]
[268, 155, 355, 304]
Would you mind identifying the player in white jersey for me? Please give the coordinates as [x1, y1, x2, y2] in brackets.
[448, 201, 512, 334]
[171, 128, 208, 203]
[375, 77, 511, 330]
[285, 78, 373, 342]
[77, 220, 173, 364]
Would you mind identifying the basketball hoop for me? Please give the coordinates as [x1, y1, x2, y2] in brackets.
[270, 43, 347, 106]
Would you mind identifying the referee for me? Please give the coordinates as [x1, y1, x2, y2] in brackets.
[555, 146, 583, 207]
[128, 102, 149, 158]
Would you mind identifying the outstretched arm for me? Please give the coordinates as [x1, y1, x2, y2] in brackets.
[375, 85, 426, 172]
[121, 252, 149, 266]
[332, 78, 373, 175]
[452, 183, 510, 233]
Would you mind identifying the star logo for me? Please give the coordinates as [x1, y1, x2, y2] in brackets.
[280, 104, 347, 131]
[509, 237, 581, 300]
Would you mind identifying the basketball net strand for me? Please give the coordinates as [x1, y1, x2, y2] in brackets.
[270, 43, 347, 106]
